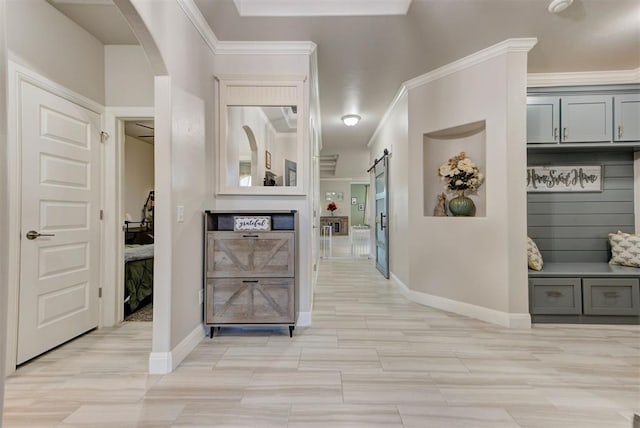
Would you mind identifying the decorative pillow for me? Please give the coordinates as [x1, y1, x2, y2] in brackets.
[609, 231, 640, 268]
[527, 236, 544, 271]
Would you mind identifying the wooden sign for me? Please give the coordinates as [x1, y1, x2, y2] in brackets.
[234, 216, 271, 231]
[527, 165, 602, 192]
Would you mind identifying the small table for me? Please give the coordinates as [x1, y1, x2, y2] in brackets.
[320, 216, 349, 236]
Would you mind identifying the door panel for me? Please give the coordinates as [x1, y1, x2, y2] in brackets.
[17, 81, 100, 364]
[561, 95, 612, 143]
[526, 96, 560, 144]
[373, 157, 389, 279]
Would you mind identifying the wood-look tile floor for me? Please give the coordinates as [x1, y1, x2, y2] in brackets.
[3, 257, 640, 427]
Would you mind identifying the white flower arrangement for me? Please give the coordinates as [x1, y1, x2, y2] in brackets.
[438, 152, 484, 193]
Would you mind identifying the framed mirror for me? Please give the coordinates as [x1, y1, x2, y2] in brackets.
[217, 77, 306, 195]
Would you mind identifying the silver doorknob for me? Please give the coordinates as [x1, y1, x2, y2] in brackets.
[26, 230, 56, 240]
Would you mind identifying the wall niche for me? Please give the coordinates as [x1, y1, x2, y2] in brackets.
[423, 120, 486, 217]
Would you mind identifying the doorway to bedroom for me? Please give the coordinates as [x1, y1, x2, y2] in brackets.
[122, 120, 155, 322]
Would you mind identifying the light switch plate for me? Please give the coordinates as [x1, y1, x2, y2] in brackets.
[177, 205, 184, 223]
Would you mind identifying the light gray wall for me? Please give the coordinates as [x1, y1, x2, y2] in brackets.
[528, 150, 635, 263]
[320, 179, 352, 219]
[330, 146, 369, 179]
[6, 0, 105, 104]
[105, 45, 154, 107]
[0, 0, 8, 422]
[407, 51, 529, 317]
[130, 0, 214, 352]
[124, 135, 154, 222]
[368, 94, 409, 286]
[210, 53, 314, 315]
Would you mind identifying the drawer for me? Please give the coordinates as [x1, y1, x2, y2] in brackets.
[206, 278, 294, 324]
[583, 278, 640, 316]
[529, 278, 581, 315]
[207, 231, 294, 278]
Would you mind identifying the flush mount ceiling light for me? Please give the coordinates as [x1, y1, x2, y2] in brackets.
[548, 0, 574, 13]
[341, 114, 361, 127]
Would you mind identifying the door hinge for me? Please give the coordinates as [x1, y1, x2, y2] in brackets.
[99, 287, 103, 298]
[100, 131, 109, 143]
[100, 209, 104, 220]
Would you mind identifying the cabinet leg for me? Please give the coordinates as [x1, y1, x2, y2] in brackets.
[209, 327, 214, 338]
[289, 325, 294, 338]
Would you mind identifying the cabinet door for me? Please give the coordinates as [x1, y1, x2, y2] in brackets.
[561, 95, 612, 143]
[207, 231, 294, 278]
[206, 278, 294, 324]
[529, 277, 582, 315]
[527, 96, 560, 144]
[583, 278, 640, 316]
[614, 94, 640, 142]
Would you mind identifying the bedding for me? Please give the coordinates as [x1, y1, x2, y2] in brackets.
[124, 244, 154, 313]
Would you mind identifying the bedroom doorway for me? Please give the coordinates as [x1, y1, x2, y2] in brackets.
[122, 120, 155, 322]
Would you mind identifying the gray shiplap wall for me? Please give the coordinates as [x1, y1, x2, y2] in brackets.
[527, 150, 635, 263]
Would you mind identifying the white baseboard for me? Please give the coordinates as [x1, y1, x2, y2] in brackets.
[148, 324, 206, 374]
[390, 273, 531, 329]
[148, 351, 172, 375]
[297, 311, 312, 327]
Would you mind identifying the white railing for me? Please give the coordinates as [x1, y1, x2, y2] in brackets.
[320, 225, 333, 258]
[350, 225, 371, 258]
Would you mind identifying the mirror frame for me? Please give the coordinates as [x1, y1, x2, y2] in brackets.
[217, 75, 306, 196]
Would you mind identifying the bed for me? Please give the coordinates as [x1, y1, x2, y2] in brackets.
[124, 243, 154, 316]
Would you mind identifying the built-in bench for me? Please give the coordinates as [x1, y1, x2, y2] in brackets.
[529, 262, 640, 324]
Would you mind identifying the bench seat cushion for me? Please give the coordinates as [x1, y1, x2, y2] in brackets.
[529, 262, 639, 278]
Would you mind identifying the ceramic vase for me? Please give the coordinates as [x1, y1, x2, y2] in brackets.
[448, 190, 476, 216]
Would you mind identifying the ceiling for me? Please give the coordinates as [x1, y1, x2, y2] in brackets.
[48, 0, 640, 155]
[124, 120, 155, 144]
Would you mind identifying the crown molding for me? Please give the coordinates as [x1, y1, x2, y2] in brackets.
[368, 38, 537, 148]
[216, 41, 317, 56]
[367, 85, 407, 147]
[233, 0, 412, 17]
[177, 0, 316, 56]
[404, 38, 538, 90]
[177, 0, 220, 53]
[527, 68, 640, 87]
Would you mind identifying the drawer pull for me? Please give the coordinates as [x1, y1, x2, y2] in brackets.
[603, 291, 620, 298]
[242, 234, 259, 238]
[546, 291, 563, 298]
[242, 280, 259, 283]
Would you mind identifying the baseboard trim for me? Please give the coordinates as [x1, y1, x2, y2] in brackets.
[148, 324, 206, 374]
[148, 352, 172, 375]
[390, 273, 531, 329]
[297, 311, 312, 327]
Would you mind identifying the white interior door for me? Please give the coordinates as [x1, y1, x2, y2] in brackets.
[17, 81, 101, 364]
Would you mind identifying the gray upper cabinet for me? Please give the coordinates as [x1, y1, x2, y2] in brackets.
[560, 95, 612, 143]
[527, 88, 640, 146]
[527, 96, 560, 144]
[614, 94, 640, 142]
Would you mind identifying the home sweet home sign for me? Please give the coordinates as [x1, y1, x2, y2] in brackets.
[526, 165, 602, 192]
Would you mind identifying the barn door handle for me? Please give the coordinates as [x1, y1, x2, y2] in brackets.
[26, 230, 55, 240]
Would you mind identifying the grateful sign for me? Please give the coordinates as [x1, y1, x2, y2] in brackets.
[233, 216, 271, 231]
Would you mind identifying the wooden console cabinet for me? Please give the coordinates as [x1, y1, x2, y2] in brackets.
[320, 216, 349, 236]
[204, 210, 298, 337]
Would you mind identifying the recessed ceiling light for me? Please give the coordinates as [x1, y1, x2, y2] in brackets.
[548, 0, 574, 13]
[341, 114, 361, 127]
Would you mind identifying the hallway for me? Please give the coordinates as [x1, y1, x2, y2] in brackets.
[3, 257, 639, 427]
